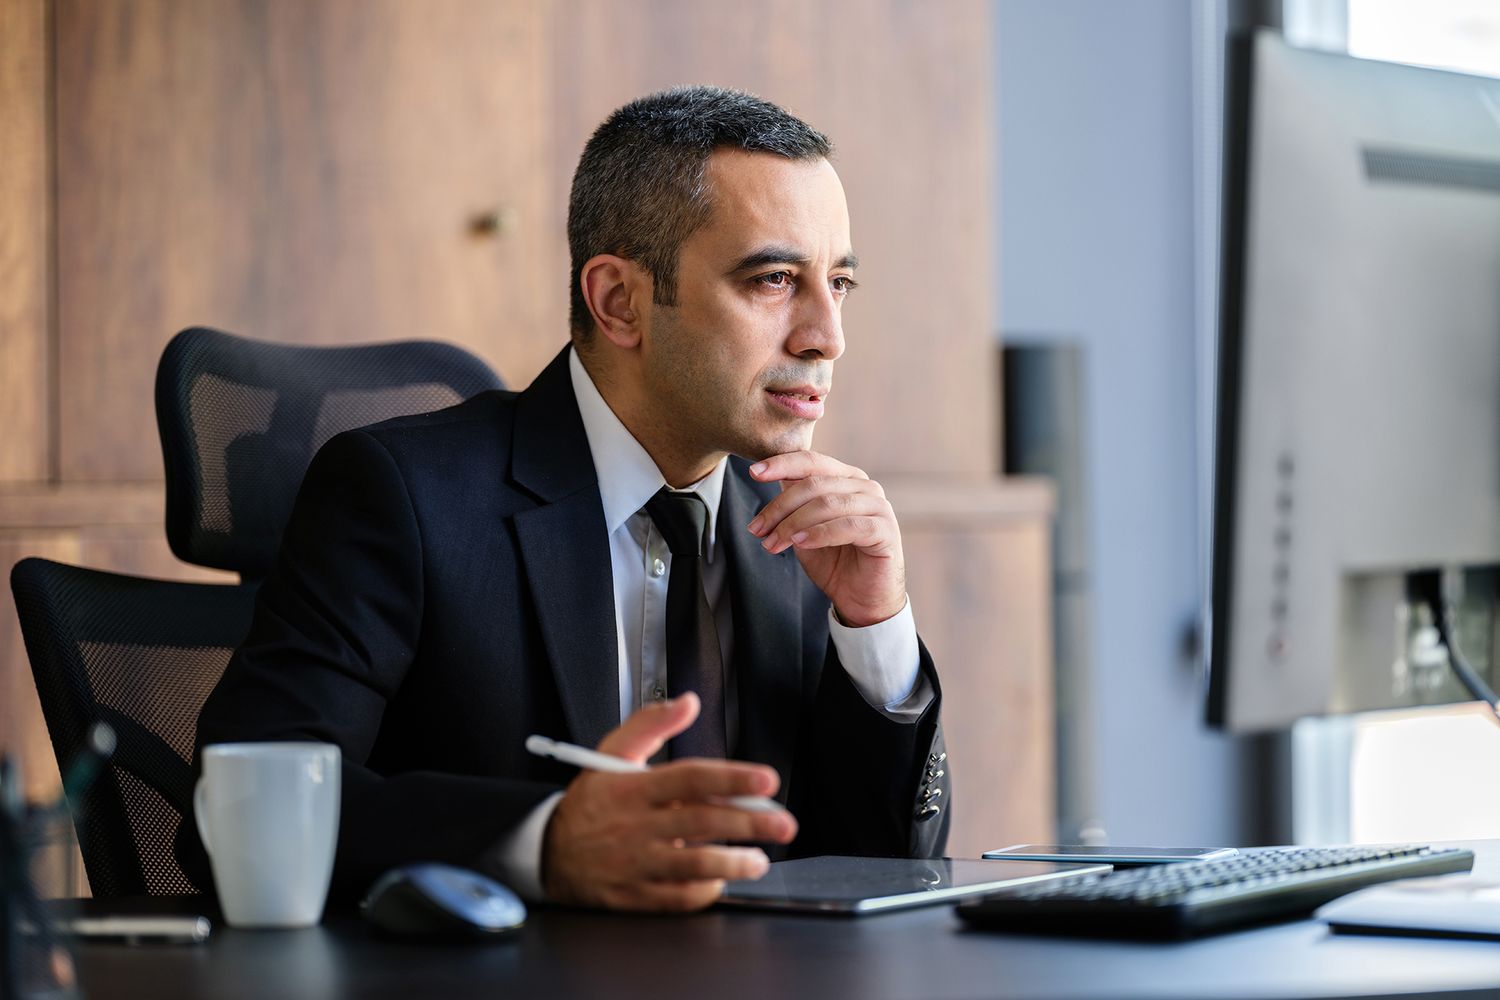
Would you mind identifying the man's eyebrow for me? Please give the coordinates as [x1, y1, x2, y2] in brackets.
[727, 246, 860, 273]
[728, 246, 809, 273]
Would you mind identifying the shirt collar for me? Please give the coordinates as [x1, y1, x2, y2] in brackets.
[568, 346, 727, 556]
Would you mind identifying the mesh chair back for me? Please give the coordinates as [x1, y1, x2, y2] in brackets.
[9, 558, 258, 897]
[156, 326, 504, 579]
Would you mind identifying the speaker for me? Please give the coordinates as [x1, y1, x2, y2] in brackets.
[1003, 341, 1102, 844]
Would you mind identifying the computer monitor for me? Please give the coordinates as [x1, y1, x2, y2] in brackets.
[1208, 30, 1500, 732]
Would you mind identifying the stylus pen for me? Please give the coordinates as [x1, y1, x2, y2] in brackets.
[524, 735, 784, 813]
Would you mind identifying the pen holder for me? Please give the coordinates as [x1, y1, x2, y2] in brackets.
[2, 765, 81, 1000]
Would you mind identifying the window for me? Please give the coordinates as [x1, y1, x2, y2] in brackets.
[1348, 0, 1500, 78]
[1348, 706, 1500, 842]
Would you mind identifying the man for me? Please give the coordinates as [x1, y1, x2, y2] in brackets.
[189, 87, 949, 912]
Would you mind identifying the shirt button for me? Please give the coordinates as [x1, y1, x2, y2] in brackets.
[652, 685, 667, 702]
[651, 558, 666, 578]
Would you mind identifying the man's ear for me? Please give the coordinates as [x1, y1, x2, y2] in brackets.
[580, 254, 647, 349]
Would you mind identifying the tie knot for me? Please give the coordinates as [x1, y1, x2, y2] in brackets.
[644, 488, 709, 557]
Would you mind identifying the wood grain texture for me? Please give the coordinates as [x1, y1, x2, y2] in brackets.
[548, 0, 996, 478]
[30, 0, 1049, 857]
[883, 475, 1055, 525]
[0, 529, 90, 894]
[0, 482, 167, 529]
[904, 516, 1056, 856]
[0, 0, 51, 483]
[0, 533, 80, 803]
[54, 0, 997, 479]
[55, 0, 558, 481]
[75, 527, 233, 586]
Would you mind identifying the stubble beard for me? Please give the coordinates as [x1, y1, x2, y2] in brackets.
[647, 314, 826, 467]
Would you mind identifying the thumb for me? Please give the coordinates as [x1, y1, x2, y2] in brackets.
[596, 692, 700, 763]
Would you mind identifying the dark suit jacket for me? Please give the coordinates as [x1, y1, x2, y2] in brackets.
[187, 347, 949, 900]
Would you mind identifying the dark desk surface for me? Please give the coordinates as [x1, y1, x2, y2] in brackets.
[73, 844, 1500, 1000]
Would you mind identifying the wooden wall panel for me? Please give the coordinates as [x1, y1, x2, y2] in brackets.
[55, 0, 560, 482]
[548, 0, 996, 478]
[10, 0, 1051, 862]
[0, 532, 84, 896]
[0, 0, 51, 483]
[895, 484, 1056, 856]
[74, 528, 235, 588]
[1, 533, 81, 803]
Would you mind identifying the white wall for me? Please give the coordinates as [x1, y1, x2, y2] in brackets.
[994, 0, 1257, 845]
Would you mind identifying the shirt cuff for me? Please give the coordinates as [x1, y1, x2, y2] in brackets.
[827, 596, 931, 720]
[481, 790, 565, 902]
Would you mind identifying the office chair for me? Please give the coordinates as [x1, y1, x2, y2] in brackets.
[10, 327, 504, 896]
[9, 561, 258, 896]
[157, 325, 505, 580]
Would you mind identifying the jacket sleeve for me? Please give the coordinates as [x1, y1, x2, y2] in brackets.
[789, 638, 950, 860]
[182, 429, 562, 901]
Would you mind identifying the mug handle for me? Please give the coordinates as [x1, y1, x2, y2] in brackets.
[193, 777, 213, 855]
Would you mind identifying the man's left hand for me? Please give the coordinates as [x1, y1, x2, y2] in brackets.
[746, 451, 905, 628]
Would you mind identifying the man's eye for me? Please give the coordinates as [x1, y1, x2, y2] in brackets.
[832, 275, 859, 294]
[754, 271, 793, 288]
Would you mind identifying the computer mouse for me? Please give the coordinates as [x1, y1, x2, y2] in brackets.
[360, 863, 526, 940]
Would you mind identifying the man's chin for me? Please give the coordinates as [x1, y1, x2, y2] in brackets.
[736, 429, 817, 463]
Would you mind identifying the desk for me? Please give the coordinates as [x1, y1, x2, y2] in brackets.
[73, 843, 1500, 1000]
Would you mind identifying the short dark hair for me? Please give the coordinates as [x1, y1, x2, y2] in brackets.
[567, 86, 832, 341]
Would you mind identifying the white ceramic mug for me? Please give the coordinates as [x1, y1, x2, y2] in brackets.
[194, 742, 341, 928]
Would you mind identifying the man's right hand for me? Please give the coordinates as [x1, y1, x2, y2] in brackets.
[541, 693, 797, 911]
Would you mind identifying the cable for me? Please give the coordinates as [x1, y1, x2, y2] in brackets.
[1418, 577, 1500, 723]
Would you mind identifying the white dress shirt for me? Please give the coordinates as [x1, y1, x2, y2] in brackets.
[487, 347, 931, 898]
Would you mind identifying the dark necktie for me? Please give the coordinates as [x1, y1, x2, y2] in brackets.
[643, 488, 728, 759]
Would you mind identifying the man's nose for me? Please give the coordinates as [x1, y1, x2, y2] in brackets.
[787, 283, 845, 361]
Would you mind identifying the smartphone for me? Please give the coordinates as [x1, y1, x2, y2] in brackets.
[64, 915, 212, 945]
[982, 844, 1240, 866]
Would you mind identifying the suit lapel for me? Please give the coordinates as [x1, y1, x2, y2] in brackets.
[720, 461, 802, 800]
[511, 348, 620, 749]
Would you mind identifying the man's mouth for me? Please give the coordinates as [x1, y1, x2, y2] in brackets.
[765, 386, 828, 419]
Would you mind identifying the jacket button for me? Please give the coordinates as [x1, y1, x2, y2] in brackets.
[925, 767, 945, 783]
[928, 751, 946, 766]
[921, 787, 943, 804]
[916, 803, 941, 822]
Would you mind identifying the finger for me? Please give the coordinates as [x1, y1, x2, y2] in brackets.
[761, 494, 894, 554]
[596, 692, 700, 762]
[646, 802, 798, 844]
[641, 844, 770, 883]
[749, 451, 867, 485]
[747, 476, 880, 538]
[782, 513, 895, 554]
[643, 759, 780, 804]
[786, 515, 888, 554]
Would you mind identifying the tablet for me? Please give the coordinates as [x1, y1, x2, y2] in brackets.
[718, 855, 1111, 915]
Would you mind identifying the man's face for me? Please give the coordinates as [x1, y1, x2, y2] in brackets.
[636, 150, 855, 468]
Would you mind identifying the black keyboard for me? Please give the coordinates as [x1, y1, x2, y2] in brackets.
[955, 844, 1474, 939]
